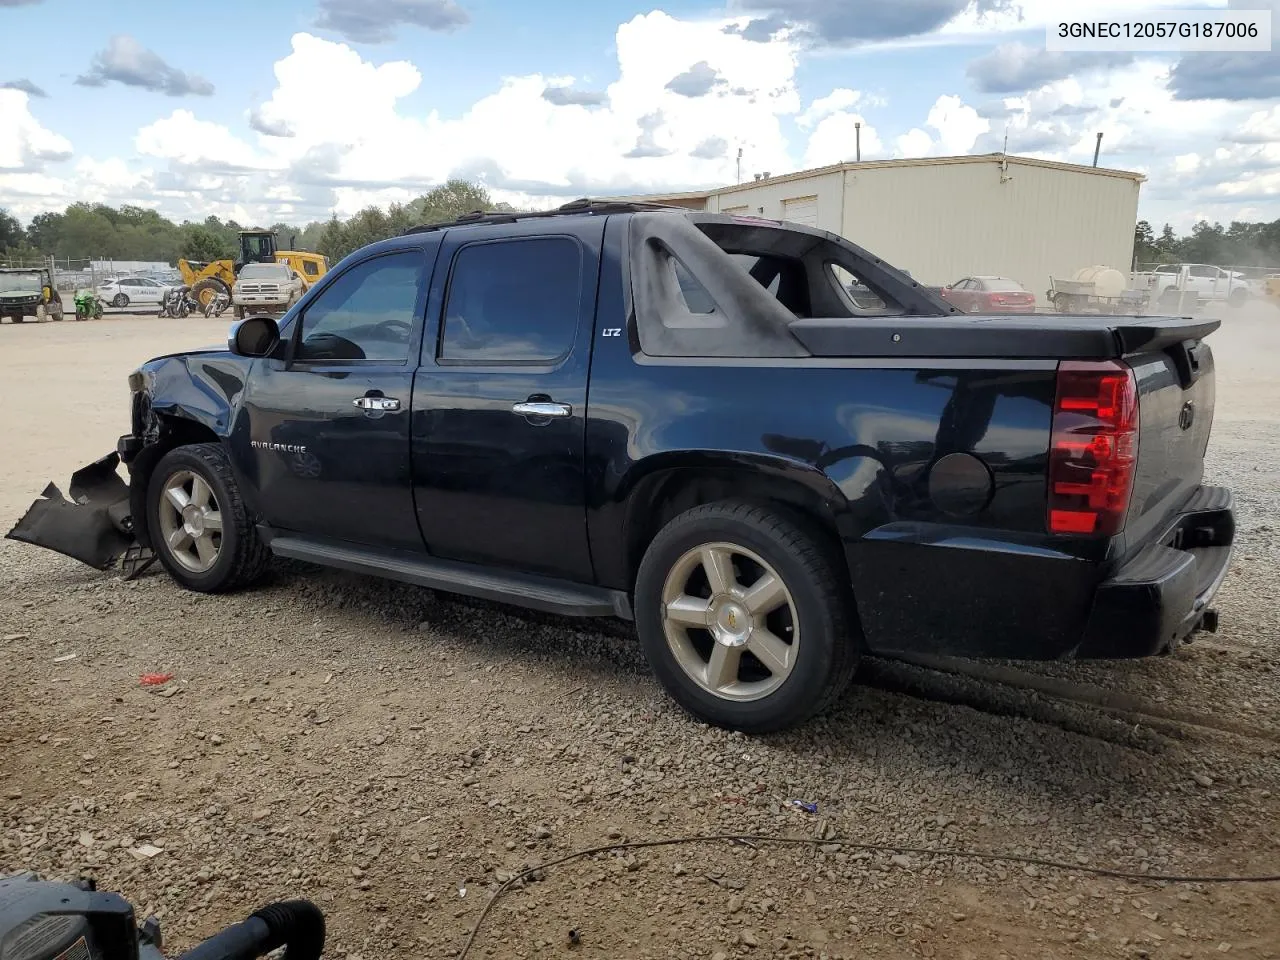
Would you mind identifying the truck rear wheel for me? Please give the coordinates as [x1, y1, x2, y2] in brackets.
[1228, 287, 1249, 308]
[634, 502, 859, 733]
[147, 443, 270, 594]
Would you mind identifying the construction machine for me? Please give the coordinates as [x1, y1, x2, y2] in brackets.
[176, 229, 329, 310]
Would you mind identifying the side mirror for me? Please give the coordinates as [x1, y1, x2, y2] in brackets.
[228, 316, 281, 358]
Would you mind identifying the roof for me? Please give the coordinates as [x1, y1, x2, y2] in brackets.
[401, 198, 696, 235]
[608, 152, 1147, 205]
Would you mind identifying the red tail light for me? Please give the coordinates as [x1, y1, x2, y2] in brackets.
[1047, 360, 1139, 536]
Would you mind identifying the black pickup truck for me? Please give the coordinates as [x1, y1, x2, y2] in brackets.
[8, 201, 1235, 733]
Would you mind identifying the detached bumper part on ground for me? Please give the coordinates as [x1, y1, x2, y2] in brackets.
[4, 452, 153, 576]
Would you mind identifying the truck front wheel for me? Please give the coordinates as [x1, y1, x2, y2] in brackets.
[147, 443, 270, 593]
[634, 502, 860, 733]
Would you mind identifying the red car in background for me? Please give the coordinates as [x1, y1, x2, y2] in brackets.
[939, 276, 1037, 313]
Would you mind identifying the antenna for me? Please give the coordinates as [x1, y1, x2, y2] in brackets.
[736, 147, 743, 184]
[855, 121, 862, 162]
[1094, 131, 1104, 167]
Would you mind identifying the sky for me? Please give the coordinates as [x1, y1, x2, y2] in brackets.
[1, 0, 1279, 232]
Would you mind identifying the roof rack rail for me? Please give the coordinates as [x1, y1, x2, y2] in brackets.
[402, 198, 693, 236]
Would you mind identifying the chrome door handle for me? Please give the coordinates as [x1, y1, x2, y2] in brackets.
[512, 401, 572, 419]
[353, 396, 401, 411]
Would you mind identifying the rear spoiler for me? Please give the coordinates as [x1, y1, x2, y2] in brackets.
[788, 314, 1220, 361]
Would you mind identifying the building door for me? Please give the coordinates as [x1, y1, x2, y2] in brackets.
[783, 196, 819, 227]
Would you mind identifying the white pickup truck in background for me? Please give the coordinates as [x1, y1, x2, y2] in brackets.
[1132, 263, 1259, 310]
[231, 262, 305, 319]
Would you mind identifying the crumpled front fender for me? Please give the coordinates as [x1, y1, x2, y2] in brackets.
[4, 452, 144, 571]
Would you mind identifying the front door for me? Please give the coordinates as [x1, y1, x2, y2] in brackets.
[411, 221, 603, 583]
[235, 244, 437, 550]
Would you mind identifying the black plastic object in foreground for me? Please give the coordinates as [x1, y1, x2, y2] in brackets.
[175, 901, 324, 960]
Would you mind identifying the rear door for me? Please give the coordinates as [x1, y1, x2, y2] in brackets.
[410, 219, 602, 583]
[236, 243, 436, 550]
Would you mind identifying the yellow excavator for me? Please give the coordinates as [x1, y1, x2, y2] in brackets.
[177, 229, 330, 310]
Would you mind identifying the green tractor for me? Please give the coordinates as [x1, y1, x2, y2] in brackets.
[0, 267, 64, 323]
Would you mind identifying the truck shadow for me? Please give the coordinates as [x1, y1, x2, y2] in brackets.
[254, 558, 1248, 828]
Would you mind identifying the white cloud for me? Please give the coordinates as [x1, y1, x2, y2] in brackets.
[798, 88, 863, 128]
[5, 3, 1278, 237]
[136, 110, 264, 170]
[128, 18, 807, 215]
[1173, 153, 1202, 174]
[895, 128, 935, 157]
[891, 94, 990, 157]
[0, 89, 72, 172]
[803, 110, 883, 167]
[926, 94, 990, 153]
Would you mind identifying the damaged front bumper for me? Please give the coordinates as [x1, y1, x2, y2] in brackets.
[4, 451, 156, 578]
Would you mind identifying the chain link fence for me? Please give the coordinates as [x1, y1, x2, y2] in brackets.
[0, 255, 177, 292]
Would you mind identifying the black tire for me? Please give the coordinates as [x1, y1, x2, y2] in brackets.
[634, 501, 860, 733]
[191, 277, 230, 311]
[112, 293, 129, 308]
[1228, 287, 1249, 308]
[147, 443, 270, 594]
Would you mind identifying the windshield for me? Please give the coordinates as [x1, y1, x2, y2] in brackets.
[239, 263, 290, 280]
[0, 272, 42, 293]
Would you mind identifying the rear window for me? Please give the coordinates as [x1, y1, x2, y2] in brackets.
[983, 278, 1024, 292]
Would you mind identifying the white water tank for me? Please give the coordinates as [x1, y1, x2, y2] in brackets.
[1071, 265, 1127, 298]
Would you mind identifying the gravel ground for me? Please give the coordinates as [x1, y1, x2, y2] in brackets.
[2, 307, 1279, 960]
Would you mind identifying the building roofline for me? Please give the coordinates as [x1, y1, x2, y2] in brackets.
[607, 152, 1147, 204]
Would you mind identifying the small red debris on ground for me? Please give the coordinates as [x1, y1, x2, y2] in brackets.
[139, 673, 174, 686]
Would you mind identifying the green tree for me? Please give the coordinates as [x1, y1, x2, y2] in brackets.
[0, 209, 25, 253]
[180, 225, 233, 263]
[1133, 220, 1158, 266]
[316, 215, 349, 262]
[1154, 223, 1179, 260]
[410, 179, 494, 224]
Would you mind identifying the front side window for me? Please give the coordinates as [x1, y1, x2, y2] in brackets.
[303, 261, 319, 276]
[295, 251, 424, 363]
[440, 238, 582, 363]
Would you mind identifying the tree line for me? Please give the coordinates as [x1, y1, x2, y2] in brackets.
[10, 187, 1277, 271]
[0, 180, 511, 266]
[1134, 218, 1280, 268]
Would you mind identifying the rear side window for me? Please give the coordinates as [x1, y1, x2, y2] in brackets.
[440, 238, 582, 363]
[295, 251, 424, 363]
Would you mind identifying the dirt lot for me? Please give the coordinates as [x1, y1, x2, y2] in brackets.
[2, 308, 1279, 960]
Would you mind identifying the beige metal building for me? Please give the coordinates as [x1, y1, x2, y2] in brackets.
[617, 154, 1145, 305]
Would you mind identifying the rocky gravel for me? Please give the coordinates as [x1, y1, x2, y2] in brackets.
[2, 309, 1280, 959]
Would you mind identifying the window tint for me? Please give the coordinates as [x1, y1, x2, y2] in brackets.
[1188, 264, 1217, 278]
[674, 259, 718, 314]
[984, 278, 1024, 292]
[295, 251, 424, 363]
[441, 238, 582, 363]
[830, 265, 891, 313]
[303, 261, 319, 276]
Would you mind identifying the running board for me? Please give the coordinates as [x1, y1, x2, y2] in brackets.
[266, 534, 633, 620]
